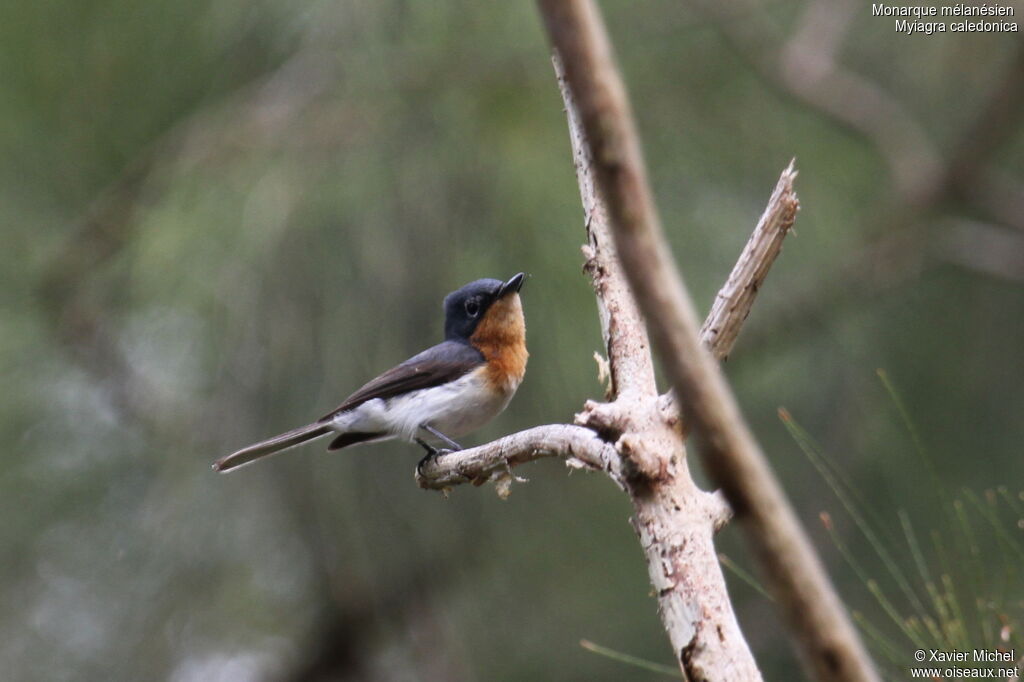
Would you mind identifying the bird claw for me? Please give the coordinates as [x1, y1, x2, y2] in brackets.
[416, 447, 454, 477]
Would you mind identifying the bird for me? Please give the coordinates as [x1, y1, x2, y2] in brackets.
[213, 273, 528, 473]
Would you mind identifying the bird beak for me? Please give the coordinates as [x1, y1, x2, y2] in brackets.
[498, 272, 526, 297]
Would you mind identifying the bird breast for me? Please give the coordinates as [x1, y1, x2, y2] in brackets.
[470, 293, 528, 393]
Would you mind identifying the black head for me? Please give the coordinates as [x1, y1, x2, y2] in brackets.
[443, 273, 525, 341]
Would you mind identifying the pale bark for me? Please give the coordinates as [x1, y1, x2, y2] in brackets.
[662, 162, 799, 420]
[414, 53, 809, 682]
[417, 33, 800, 682]
[415, 424, 622, 492]
[419, 2, 875, 679]
[699, 161, 799, 363]
[557, 51, 759, 677]
[536, 1, 878, 681]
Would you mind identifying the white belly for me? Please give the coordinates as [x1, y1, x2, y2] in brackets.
[329, 368, 517, 443]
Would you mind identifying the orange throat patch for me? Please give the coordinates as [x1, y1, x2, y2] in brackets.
[470, 293, 528, 393]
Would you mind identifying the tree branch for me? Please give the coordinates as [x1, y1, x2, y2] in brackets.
[416, 16, 802, 680]
[551, 52, 759, 681]
[414, 3, 836, 679]
[415, 424, 622, 492]
[700, 161, 800, 362]
[538, 1, 878, 681]
[419, 39, 776, 682]
[658, 161, 800, 421]
[415, 158, 800, 501]
[561, 53, 658, 401]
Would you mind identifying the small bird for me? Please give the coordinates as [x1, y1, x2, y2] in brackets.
[213, 273, 527, 473]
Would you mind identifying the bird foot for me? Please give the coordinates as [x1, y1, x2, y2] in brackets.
[416, 446, 454, 477]
[415, 437, 456, 476]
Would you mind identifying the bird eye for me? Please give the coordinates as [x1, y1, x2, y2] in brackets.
[465, 299, 480, 317]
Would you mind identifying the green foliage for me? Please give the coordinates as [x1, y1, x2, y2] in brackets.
[2, 1, 1022, 680]
[781, 379, 1023, 680]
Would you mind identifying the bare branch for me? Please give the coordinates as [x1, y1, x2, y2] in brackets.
[416, 5, 824, 679]
[678, 15, 1023, 357]
[538, 1, 878, 681]
[747, 42, 1024, 349]
[701, 162, 800, 362]
[554, 51, 669, 481]
[698, 1, 1024, 220]
[553, 1, 761, 678]
[557, 54, 657, 401]
[555, 45, 762, 678]
[652, 162, 800, 418]
[415, 424, 622, 492]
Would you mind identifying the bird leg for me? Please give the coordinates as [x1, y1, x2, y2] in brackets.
[415, 425, 462, 476]
[414, 438, 447, 475]
[419, 424, 462, 451]
[415, 437, 441, 455]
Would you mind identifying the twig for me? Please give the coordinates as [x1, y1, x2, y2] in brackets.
[700, 162, 799, 362]
[537, 1, 878, 681]
[568, 52, 658, 401]
[579, 639, 682, 677]
[691, 8, 1024, 348]
[659, 162, 799, 418]
[415, 424, 622, 491]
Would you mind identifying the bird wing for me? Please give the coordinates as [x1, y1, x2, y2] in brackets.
[214, 341, 484, 473]
[318, 340, 485, 421]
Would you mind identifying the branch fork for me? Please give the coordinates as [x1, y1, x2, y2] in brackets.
[418, 1, 874, 679]
[417, 150, 799, 502]
[415, 46, 799, 682]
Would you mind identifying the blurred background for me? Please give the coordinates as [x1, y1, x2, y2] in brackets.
[3, 0, 1022, 680]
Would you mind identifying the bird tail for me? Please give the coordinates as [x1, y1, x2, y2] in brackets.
[213, 422, 331, 473]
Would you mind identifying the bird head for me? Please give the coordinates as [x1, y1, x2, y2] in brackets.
[443, 273, 525, 342]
